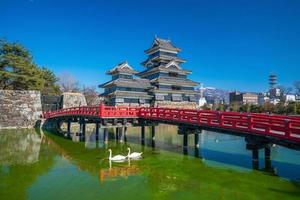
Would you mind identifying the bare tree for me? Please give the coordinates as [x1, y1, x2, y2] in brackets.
[58, 72, 80, 92]
[278, 85, 293, 95]
[81, 86, 102, 105]
[294, 81, 300, 95]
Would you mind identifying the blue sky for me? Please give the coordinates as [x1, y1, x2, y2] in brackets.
[1, 0, 300, 92]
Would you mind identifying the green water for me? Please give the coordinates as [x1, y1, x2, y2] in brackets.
[0, 127, 300, 200]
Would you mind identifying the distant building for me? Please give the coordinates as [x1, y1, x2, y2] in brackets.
[229, 91, 258, 105]
[258, 93, 270, 105]
[137, 37, 199, 108]
[284, 94, 296, 103]
[99, 61, 152, 106]
[269, 88, 281, 99]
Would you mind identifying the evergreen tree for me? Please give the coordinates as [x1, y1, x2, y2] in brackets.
[0, 39, 60, 93]
[0, 39, 44, 90]
[41, 67, 61, 95]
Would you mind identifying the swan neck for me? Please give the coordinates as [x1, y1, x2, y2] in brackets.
[127, 148, 131, 156]
[109, 150, 112, 159]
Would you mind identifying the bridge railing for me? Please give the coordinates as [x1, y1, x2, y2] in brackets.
[43, 106, 100, 118]
[43, 104, 140, 119]
[43, 105, 300, 142]
[139, 107, 300, 142]
[99, 105, 139, 118]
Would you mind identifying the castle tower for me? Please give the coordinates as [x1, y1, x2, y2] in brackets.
[99, 61, 152, 106]
[137, 37, 199, 108]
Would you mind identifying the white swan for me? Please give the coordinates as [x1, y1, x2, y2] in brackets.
[127, 147, 143, 159]
[108, 149, 127, 161]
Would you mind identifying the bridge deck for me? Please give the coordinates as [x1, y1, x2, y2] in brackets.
[43, 105, 300, 143]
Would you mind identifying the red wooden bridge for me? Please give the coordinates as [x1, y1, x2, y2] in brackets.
[43, 104, 300, 143]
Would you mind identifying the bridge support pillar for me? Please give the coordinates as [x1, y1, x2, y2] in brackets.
[183, 134, 188, 155]
[264, 145, 273, 172]
[82, 122, 86, 141]
[252, 149, 259, 170]
[246, 136, 271, 170]
[194, 133, 199, 148]
[124, 127, 128, 142]
[115, 127, 119, 141]
[151, 126, 156, 140]
[194, 133, 200, 157]
[103, 128, 108, 144]
[95, 123, 99, 141]
[141, 126, 145, 145]
[67, 121, 71, 138]
[119, 126, 125, 143]
[265, 145, 271, 160]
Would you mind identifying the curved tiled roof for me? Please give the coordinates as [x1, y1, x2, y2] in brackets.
[99, 78, 151, 89]
[150, 77, 199, 86]
[106, 61, 138, 75]
[145, 37, 181, 54]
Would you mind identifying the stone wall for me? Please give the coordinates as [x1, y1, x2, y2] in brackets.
[154, 101, 197, 109]
[0, 90, 42, 129]
[62, 92, 87, 108]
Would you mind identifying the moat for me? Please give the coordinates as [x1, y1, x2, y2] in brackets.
[1, 125, 300, 200]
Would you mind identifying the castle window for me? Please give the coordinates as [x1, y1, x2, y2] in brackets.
[169, 72, 178, 77]
[172, 94, 182, 102]
[171, 86, 181, 90]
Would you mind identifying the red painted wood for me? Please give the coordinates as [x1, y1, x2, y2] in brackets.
[43, 105, 300, 143]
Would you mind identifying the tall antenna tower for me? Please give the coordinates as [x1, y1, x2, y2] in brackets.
[200, 83, 204, 98]
[269, 73, 277, 89]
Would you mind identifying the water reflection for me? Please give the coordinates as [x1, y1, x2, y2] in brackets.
[96, 124, 299, 180]
[99, 159, 140, 182]
[1, 128, 299, 199]
[0, 129, 42, 165]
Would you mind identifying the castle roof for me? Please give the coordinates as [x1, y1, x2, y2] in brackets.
[150, 76, 199, 87]
[99, 78, 151, 89]
[144, 37, 181, 54]
[138, 60, 192, 77]
[106, 61, 138, 75]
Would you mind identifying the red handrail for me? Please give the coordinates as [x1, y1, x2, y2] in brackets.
[139, 107, 300, 142]
[43, 105, 300, 143]
[42, 104, 139, 119]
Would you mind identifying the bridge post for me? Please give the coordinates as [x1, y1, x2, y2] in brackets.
[115, 127, 119, 141]
[141, 125, 145, 145]
[119, 126, 125, 143]
[264, 145, 272, 171]
[103, 128, 108, 144]
[246, 136, 271, 170]
[183, 133, 188, 155]
[151, 126, 156, 148]
[194, 133, 200, 157]
[79, 121, 83, 141]
[151, 126, 156, 140]
[265, 145, 271, 160]
[252, 149, 259, 170]
[67, 121, 71, 138]
[194, 133, 199, 148]
[124, 126, 128, 142]
[95, 122, 99, 141]
[82, 121, 86, 142]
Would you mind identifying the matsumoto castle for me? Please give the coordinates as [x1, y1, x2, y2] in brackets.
[99, 37, 199, 108]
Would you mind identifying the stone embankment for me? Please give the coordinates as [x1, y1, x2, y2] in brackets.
[0, 90, 88, 129]
[0, 90, 42, 129]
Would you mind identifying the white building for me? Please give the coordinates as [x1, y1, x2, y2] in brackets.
[284, 94, 296, 102]
[258, 93, 270, 105]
